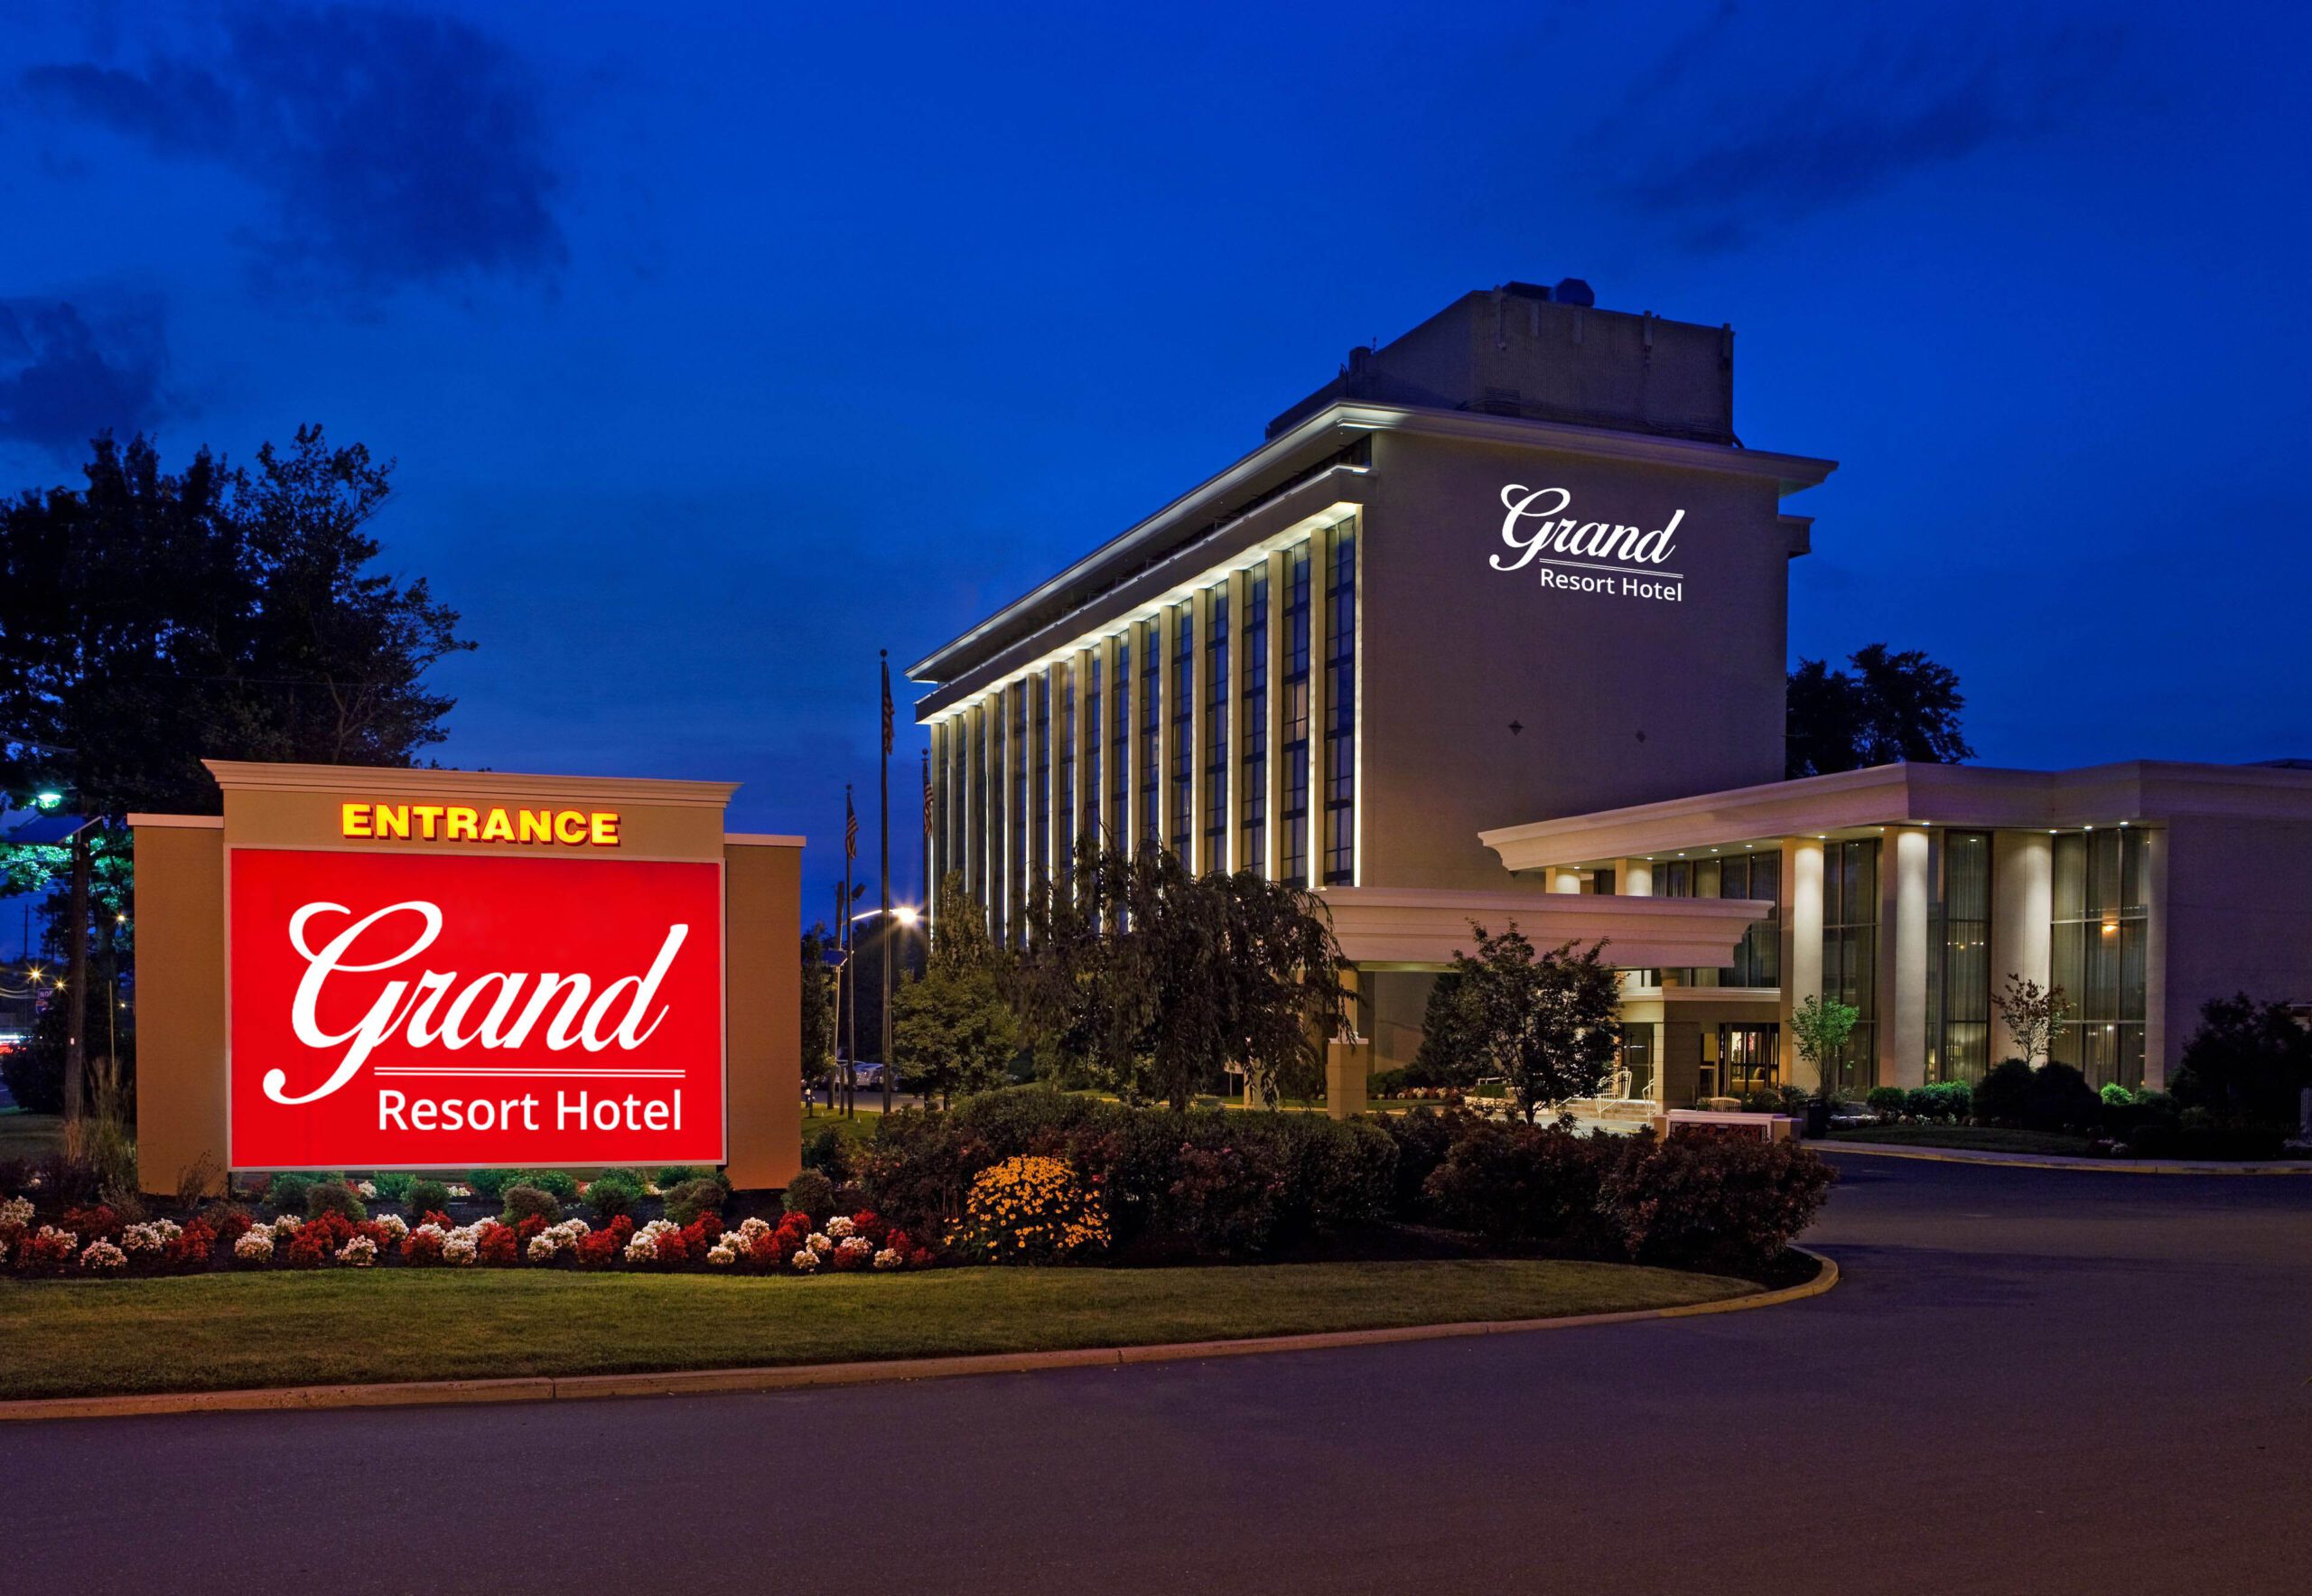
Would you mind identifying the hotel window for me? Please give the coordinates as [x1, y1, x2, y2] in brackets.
[1009, 683, 1028, 943]
[1321, 520, 1356, 885]
[1170, 601, 1195, 854]
[1823, 838, 1878, 1091]
[1056, 663, 1076, 874]
[1280, 544, 1312, 883]
[1716, 851, 1780, 987]
[971, 708, 988, 902]
[986, 699, 1004, 932]
[1203, 583, 1230, 869]
[2050, 828, 2148, 1089]
[1139, 616, 1161, 847]
[1033, 671, 1053, 890]
[1083, 653, 1103, 848]
[1926, 830, 1992, 1084]
[1110, 635, 1131, 844]
[1239, 565, 1269, 874]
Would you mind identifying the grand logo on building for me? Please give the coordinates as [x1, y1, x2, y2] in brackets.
[228, 848, 724, 1169]
[1490, 485, 1685, 602]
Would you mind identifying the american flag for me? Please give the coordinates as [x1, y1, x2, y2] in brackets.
[844, 786, 858, 860]
[880, 653, 895, 757]
[921, 749, 933, 834]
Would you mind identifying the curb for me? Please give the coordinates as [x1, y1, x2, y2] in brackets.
[1819, 1142, 2312, 1175]
[0, 1249, 1838, 1423]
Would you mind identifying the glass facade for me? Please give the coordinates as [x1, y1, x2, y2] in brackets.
[1170, 601, 1195, 854]
[1926, 830, 1992, 1083]
[1082, 653, 1102, 848]
[1240, 566, 1269, 875]
[1109, 635, 1131, 844]
[2051, 828, 2149, 1088]
[1139, 616, 1161, 847]
[1823, 839, 1878, 1091]
[1054, 665, 1075, 874]
[1032, 672, 1051, 888]
[1280, 543, 1312, 884]
[1321, 521, 1356, 885]
[1716, 850, 1780, 986]
[1009, 682, 1027, 942]
[1203, 583, 1229, 869]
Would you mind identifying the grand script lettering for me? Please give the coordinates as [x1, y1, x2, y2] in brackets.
[1491, 485, 1683, 570]
[270, 900, 687, 1106]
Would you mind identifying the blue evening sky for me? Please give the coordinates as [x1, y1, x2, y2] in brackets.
[3, 0, 2307, 944]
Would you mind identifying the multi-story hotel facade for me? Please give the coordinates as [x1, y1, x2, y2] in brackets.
[911, 282, 2312, 1106]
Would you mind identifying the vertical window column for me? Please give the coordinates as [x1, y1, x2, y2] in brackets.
[1055, 661, 1076, 878]
[1280, 543, 1312, 886]
[1170, 600, 1195, 861]
[2050, 828, 2148, 1087]
[1203, 581, 1230, 871]
[1008, 681, 1027, 944]
[1823, 838, 1880, 1092]
[1032, 671, 1051, 897]
[1139, 615, 1161, 851]
[1239, 563, 1269, 877]
[1320, 519, 1356, 886]
[1927, 831, 1992, 1083]
[1110, 631, 1132, 849]
[1084, 646, 1105, 852]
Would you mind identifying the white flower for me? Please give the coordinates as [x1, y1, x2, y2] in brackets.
[273, 1214, 303, 1237]
[836, 1236, 872, 1260]
[872, 1247, 902, 1271]
[336, 1236, 377, 1267]
[374, 1213, 409, 1241]
[826, 1216, 856, 1240]
[411, 1222, 446, 1244]
[446, 1184, 472, 1199]
[789, 1247, 819, 1272]
[706, 1243, 738, 1266]
[527, 1234, 562, 1263]
[1, 1195, 36, 1227]
[120, 1219, 182, 1253]
[355, 1181, 379, 1199]
[806, 1232, 832, 1255]
[80, 1238, 127, 1270]
[624, 1234, 660, 1263]
[443, 1235, 479, 1265]
[736, 1217, 770, 1241]
[36, 1226, 78, 1253]
[234, 1228, 275, 1262]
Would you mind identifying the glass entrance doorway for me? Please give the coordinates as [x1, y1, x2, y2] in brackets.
[1706, 1024, 1780, 1100]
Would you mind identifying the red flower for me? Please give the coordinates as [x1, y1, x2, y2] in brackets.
[403, 1228, 445, 1265]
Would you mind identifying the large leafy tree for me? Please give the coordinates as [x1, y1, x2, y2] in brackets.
[1012, 841, 1346, 1110]
[1443, 924, 1620, 1123]
[2172, 994, 2312, 1129]
[892, 873, 1021, 1106]
[1786, 643, 1972, 779]
[1, 426, 473, 1116]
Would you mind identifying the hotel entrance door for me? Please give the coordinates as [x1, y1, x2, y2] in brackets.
[1705, 1023, 1780, 1100]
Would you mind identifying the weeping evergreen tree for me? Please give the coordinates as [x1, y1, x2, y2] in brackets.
[1012, 839, 1346, 1110]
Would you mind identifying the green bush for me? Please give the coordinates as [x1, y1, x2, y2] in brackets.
[405, 1179, 452, 1216]
[1370, 1106, 1474, 1218]
[1599, 1130, 1837, 1272]
[500, 1183, 562, 1225]
[583, 1173, 643, 1221]
[369, 1172, 416, 1202]
[266, 1172, 316, 1215]
[2099, 1081, 2133, 1108]
[1974, 1059, 2101, 1131]
[662, 1177, 727, 1227]
[465, 1170, 521, 1199]
[1367, 1067, 1410, 1099]
[1422, 1121, 1618, 1248]
[303, 1180, 367, 1222]
[1866, 1087, 1907, 1115]
[1972, 1059, 2036, 1125]
[654, 1166, 716, 1190]
[800, 1123, 856, 1182]
[515, 1170, 580, 1201]
[2171, 993, 2312, 1128]
[1906, 1081, 1972, 1122]
[781, 1168, 838, 1223]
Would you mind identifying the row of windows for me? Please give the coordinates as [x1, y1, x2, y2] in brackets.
[930, 522, 1356, 938]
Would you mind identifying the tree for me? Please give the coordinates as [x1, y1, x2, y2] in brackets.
[1786, 644, 1973, 779]
[1012, 840, 1346, 1111]
[1, 427, 474, 1119]
[799, 921, 839, 1094]
[1406, 970, 1487, 1088]
[892, 873, 1020, 1106]
[2171, 993, 2312, 1129]
[1789, 994, 1860, 1097]
[1444, 924, 1620, 1123]
[1992, 975, 2069, 1066]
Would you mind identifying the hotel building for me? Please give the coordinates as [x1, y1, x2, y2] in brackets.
[911, 282, 2312, 1106]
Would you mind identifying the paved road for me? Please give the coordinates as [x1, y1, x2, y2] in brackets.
[5, 1154, 2307, 1594]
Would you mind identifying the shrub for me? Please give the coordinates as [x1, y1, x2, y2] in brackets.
[303, 1181, 367, 1222]
[266, 1172, 316, 1215]
[500, 1183, 562, 1225]
[800, 1124, 855, 1182]
[1599, 1131, 1837, 1272]
[1422, 1122, 1617, 1248]
[661, 1178, 726, 1227]
[1972, 1059, 2035, 1125]
[1865, 1087, 1907, 1115]
[781, 1168, 838, 1223]
[950, 1154, 1108, 1264]
[1906, 1081, 1972, 1123]
[368, 1172, 416, 1202]
[2171, 994, 2312, 1128]
[1367, 1067, 1410, 1099]
[405, 1179, 452, 1216]
[2100, 1081, 2133, 1109]
[654, 1166, 715, 1189]
[464, 1170, 522, 1199]
[852, 1114, 978, 1237]
[583, 1173, 644, 1221]
[2022, 1063, 2101, 1132]
[1370, 1106, 1474, 1218]
[515, 1170, 580, 1201]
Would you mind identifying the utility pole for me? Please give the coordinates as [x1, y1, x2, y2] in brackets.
[880, 650, 894, 1114]
[842, 784, 858, 1118]
[63, 824, 89, 1128]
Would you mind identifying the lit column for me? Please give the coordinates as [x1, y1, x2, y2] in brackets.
[1226, 567, 1249, 873]
[998, 682, 1018, 939]
[928, 717, 947, 904]
[1157, 602, 1179, 860]
[1780, 838, 1824, 1088]
[1072, 647, 1094, 870]
[1617, 857, 1654, 896]
[1306, 538, 1330, 891]
[2141, 827, 2168, 1087]
[1990, 830, 2053, 1061]
[1190, 585, 1212, 873]
[1548, 868, 1581, 893]
[1888, 826, 1930, 1089]
[1263, 550, 1287, 882]
[1123, 627, 1142, 856]
[963, 701, 983, 908]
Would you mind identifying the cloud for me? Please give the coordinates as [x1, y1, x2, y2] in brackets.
[1590, 9, 2128, 252]
[0, 296, 171, 454]
[24, 4, 564, 294]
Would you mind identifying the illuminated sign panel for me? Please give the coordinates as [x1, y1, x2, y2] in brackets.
[228, 847, 723, 1169]
[340, 802, 620, 846]
[1490, 484, 1687, 603]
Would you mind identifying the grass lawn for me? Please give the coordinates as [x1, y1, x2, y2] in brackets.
[0, 1258, 1754, 1402]
[0, 1111, 62, 1163]
[1825, 1124, 2096, 1157]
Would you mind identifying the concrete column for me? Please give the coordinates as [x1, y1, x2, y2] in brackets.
[1887, 826, 1931, 1089]
[1263, 549, 1287, 882]
[1190, 585, 1213, 873]
[1617, 857, 1654, 896]
[1990, 830, 2053, 1061]
[1226, 567, 1250, 873]
[964, 701, 984, 908]
[1154, 604, 1176, 859]
[1780, 838, 1824, 1088]
[1325, 966, 1368, 1118]
[1000, 681, 1020, 939]
[1306, 536, 1329, 890]
[1071, 648, 1094, 868]
[1025, 669, 1046, 896]
[2141, 826, 2168, 1088]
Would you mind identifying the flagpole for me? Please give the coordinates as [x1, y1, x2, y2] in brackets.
[843, 783, 857, 1118]
[879, 649, 894, 1115]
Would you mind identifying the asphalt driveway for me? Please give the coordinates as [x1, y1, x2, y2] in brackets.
[3, 1153, 2306, 1594]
